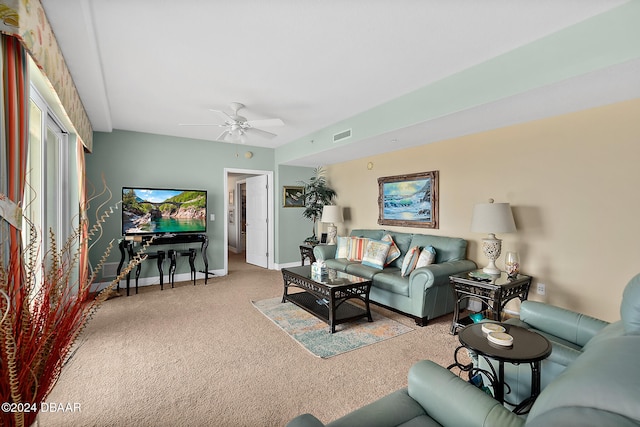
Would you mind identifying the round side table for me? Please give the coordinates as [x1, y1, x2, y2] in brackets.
[449, 323, 551, 414]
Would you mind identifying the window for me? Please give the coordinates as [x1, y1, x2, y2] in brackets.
[24, 85, 69, 262]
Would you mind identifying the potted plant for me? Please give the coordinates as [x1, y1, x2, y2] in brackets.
[299, 167, 337, 244]
[0, 190, 146, 427]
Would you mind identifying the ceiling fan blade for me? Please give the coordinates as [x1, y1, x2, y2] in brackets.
[245, 127, 277, 139]
[178, 123, 226, 127]
[217, 130, 230, 141]
[245, 118, 284, 128]
[209, 109, 235, 121]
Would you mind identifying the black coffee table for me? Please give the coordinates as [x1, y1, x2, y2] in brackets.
[448, 322, 551, 414]
[281, 266, 373, 333]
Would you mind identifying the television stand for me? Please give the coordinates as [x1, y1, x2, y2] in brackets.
[117, 233, 211, 296]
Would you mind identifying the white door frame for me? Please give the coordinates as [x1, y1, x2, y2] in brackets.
[223, 168, 274, 275]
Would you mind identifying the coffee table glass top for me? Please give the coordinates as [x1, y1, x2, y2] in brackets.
[459, 323, 551, 363]
[284, 265, 370, 286]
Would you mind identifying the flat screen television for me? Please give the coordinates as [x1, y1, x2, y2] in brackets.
[121, 187, 207, 236]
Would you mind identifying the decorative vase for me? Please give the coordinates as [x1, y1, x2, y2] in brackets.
[505, 251, 520, 278]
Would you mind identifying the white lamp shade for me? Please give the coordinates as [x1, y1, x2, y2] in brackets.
[471, 202, 516, 234]
[321, 205, 343, 224]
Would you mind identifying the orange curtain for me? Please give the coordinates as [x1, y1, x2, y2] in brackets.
[1, 33, 29, 293]
[76, 140, 89, 298]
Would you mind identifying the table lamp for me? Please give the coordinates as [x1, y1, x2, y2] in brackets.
[321, 205, 343, 245]
[471, 199, 516, 275]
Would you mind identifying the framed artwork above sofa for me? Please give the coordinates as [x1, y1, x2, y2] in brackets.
[377, 170, 439, 229]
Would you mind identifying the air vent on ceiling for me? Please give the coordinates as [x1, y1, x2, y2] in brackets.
[333, 129, 352, 143]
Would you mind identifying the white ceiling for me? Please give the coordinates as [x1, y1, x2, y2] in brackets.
[41, 0, 639, 166]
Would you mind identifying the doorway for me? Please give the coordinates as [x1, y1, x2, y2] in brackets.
[224, 168, 274, 275]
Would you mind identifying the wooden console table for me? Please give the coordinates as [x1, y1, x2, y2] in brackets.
[117, 233, 211, 296]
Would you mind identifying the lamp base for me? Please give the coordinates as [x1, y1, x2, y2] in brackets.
[481, 235, 502, 276]
[327, 224, 337, 245]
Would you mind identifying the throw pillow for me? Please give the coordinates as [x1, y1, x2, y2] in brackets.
[415, 245, 436, 269]
[361, 239, 392, 270]
[381, 234, 401, 266]
[401, 246, 421, 277]
[347, 237, 369, 261]
[336, 236, 350, 259]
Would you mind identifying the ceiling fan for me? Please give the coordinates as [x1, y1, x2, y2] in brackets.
[180, 102, 284, 143]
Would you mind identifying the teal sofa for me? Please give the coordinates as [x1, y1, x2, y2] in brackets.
[313, 229, 476, 326]
[286, 273, 640, 427]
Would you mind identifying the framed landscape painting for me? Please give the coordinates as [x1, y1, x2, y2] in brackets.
[283, 186, 305, 208]
[378, 170, 439, 228]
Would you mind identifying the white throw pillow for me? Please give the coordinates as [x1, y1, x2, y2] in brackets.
[336, 236, 350, 259]
[415, 246, 436, 269]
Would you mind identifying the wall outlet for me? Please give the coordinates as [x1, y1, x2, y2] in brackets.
[536, 283, 546, 295]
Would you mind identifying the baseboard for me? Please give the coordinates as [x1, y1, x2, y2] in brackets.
[91, 270, 225, 293]
[275, 261, 304, 270]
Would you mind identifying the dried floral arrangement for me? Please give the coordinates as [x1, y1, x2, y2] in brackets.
[0, 189, 150, 427]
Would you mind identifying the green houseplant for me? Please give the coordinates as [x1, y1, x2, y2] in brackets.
[299, 167, 337, 244]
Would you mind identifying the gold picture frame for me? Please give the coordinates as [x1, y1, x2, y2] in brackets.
[378, 170, 439, 228]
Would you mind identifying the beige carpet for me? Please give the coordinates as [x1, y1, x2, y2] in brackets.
[40, 253, 465, 427]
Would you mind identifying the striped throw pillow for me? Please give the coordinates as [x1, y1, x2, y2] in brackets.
[347, 237, 369, 261]
[401, 246, 421, 277]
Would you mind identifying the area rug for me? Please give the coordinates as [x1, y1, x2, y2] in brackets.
[252, 297, 414, 358]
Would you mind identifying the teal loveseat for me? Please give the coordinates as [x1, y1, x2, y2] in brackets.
[286, 273, 640, 427]
[313, 229, 476, 326]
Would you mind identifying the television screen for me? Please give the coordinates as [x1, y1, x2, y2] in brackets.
[122, 187, 207, 235]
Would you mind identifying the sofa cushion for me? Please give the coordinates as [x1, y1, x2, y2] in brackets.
[401, 246, 421, 277]
[408, 234, 467, 263]
[346, 263, 389, 280]
[350, 229, 384, 240]
[381, 233, 402, 266]
[361, 239, 392, 270]
[373, 270, 409, 296]
[324, 258, 355, 272]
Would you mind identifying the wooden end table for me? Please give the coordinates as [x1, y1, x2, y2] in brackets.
[281, 265, 373, 333]
[448, 323, 551, 414]
[449, 269, 532, 334]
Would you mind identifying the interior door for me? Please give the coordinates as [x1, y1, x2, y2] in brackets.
[245, 175, 268, 268]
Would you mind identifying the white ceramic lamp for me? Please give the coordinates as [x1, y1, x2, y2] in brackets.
[321, 205, 343, 245]
[470, 199, 516, 275]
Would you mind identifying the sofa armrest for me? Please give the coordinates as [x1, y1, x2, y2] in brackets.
[519, 301, 609, 347]
[409, 260, 477, 292]
[408, 360, 524, 427]
[313, 244, 337, 261]
[286, 414, 326, 427]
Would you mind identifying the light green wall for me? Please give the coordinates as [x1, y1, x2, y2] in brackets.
[275, 165, 316, 263]
[85, 130, 313, 279]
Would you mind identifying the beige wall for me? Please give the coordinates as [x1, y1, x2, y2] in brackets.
[325, 98, 640, 322]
